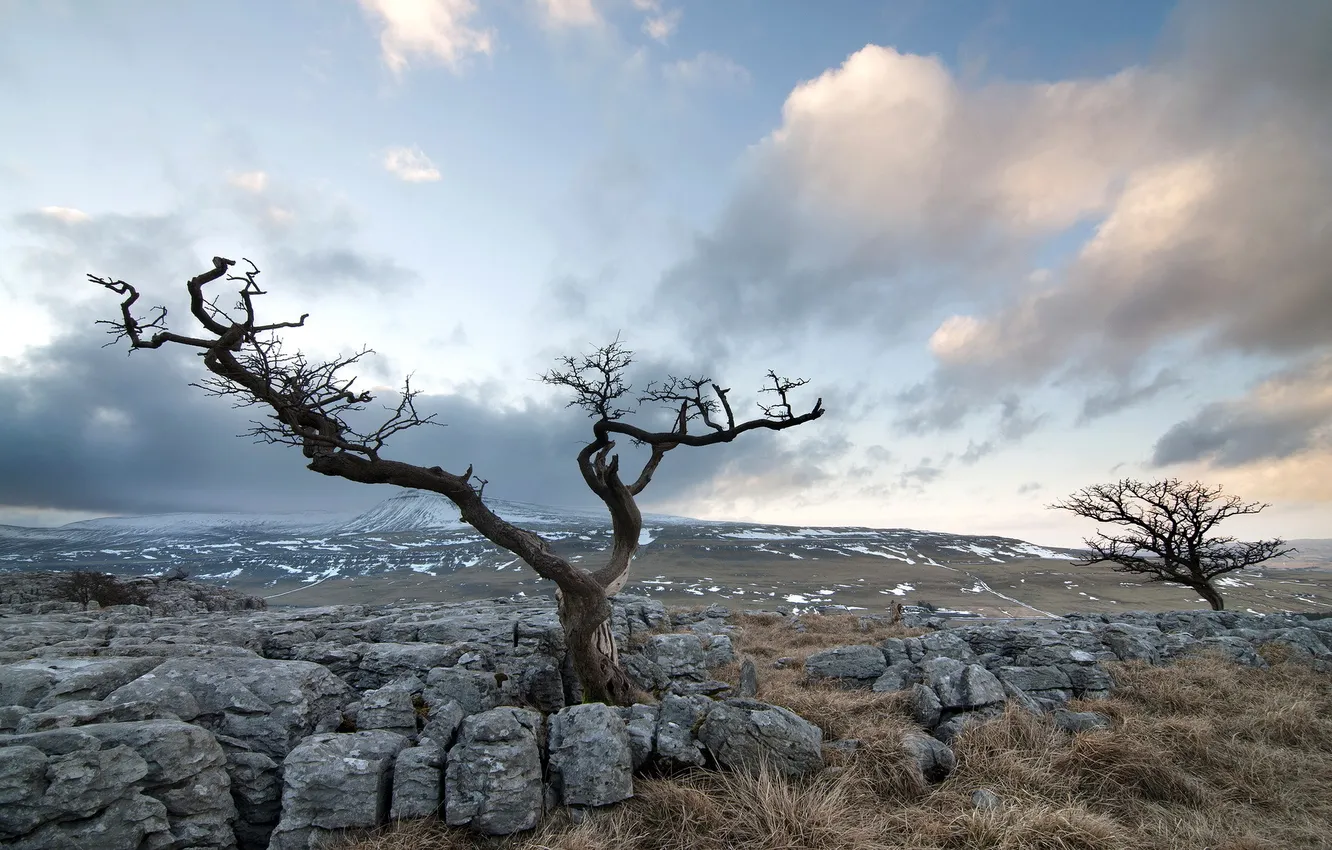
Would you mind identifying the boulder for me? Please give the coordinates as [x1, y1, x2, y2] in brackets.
[697, 698, 823, 778]
[82, 719, 237, 850]
[871, 661, 921, 693]
[269, 730, 407, 850]
[738, 658, 759, 698]
[444, 707, 544, 835]
[1099, 624, 1163, 664]
[390, 739, 444, 820]
[548, 703, 633, 807]
[1052, 710, 1112, 734]
[644, 634, 707, 681]
[20, 657, 162, 710]
[653, 694, 712, 770]
[909, 683, 942, 729]
[804, 645, 888, 685]
[356, 681, 419, 737]
[900, 731, 955, 782]
[922, 658, 1005, 710]
[614, 703, 659, 771]
[420, 699, 465, 750]
[423, 667, 501, 718]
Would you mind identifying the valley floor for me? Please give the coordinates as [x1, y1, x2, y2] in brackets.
[230, 553, 1332, 619]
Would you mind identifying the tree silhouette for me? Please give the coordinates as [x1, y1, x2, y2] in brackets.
[1051, 478, 1294, 610]
[92, 256, 823, 704]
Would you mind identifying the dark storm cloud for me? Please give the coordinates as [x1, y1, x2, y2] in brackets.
[1077, 369, 1182, 425]
[0, 317, 839, 522]
[1150, 356, 1332, 469]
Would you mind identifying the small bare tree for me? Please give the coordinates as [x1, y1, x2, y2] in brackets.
[1051, 478, 1294, 611]
[55, 570, 148, 610]
[92, 256, 823, 704]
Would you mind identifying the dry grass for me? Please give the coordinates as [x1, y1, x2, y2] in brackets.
[336, 613, 1332, 850]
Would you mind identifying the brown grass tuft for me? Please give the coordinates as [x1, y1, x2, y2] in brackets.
[336, 612, 1332, 850]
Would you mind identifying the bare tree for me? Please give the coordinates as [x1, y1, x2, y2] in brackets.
[92, 257, 823, 704]
[1050, 478, 1294, 611]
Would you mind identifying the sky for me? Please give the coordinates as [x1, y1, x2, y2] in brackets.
[1, 0, 1329, 548]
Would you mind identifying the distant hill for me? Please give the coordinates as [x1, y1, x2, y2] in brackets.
[0, 488, 1080, 586]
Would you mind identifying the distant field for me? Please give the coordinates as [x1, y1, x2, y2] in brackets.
[233, 546, 1332, 617]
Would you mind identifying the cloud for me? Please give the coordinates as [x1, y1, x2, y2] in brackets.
[534, 0, 601, 29]
[1017, 481, 1042, 495]
[1077, 368, 1183, 424]
[269, 246, 421, 292]
[899, 457, 947, 491]
[382, 146, 442, 182]
[38, 206, 90, 223]
[216, 173, 422, 293]
[655, 0, 1332, 437]
[226, 171, 268, 194]
[663, 52, 751, 89]
[0, 306, 838, 522]
[1152, 354, 1332, 468]
[359, 0, 495, 76]
[642, 8, 680, 42]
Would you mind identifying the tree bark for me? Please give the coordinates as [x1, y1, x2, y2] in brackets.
[1194, 581, 1225, 611]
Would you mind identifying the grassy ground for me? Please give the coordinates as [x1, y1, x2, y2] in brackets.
[335, 613, 1332, 850]
[238, 555, 1332, 618]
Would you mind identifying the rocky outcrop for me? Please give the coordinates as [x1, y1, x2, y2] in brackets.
[1, 593, 1328, 849]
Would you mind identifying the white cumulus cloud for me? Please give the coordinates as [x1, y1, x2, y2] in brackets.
[227, 170, 269, 194]
[383, 146, 442, 182]
[359, 0, 495, 76]
[38, 206, 90, 223]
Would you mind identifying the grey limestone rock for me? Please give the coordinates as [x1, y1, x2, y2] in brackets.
[872, 661, 922, 693]
[82, 720, 237, 850]
[614, 703, 658, 771]
[879, 637, 912, 667]
[922, 658, 1005, 710]
[390, 738, 444, 820]
[222, 746, 282, 850]
[269, 730, 407, 850]
[1098, 623, 1163, 664]
[653, 694, 713, 770]
[644, 633, 707, 681]
[909, 683, 942, 729]
[918, 631, 977, 663]
[900, 730, 955, 782]
[623, 652, 670, 693]
[971, 788, 1001, 810]
[444, 707, 544, 835]
[424, 667, 501, 718]
[25, 657, 163, 710]
[804, 644, 888, 685]
[548, 703, 633, 806]
[697, 698, 823, 778]
[704, 634, 736, 667]
[356, 681, 419, 737]
[932, 705, 1005, 745]
[738, 658, 759, 698]
[129, 657, 351, 759]
[420, 699, 465, 750]
[1051, 709, 1111, 734]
